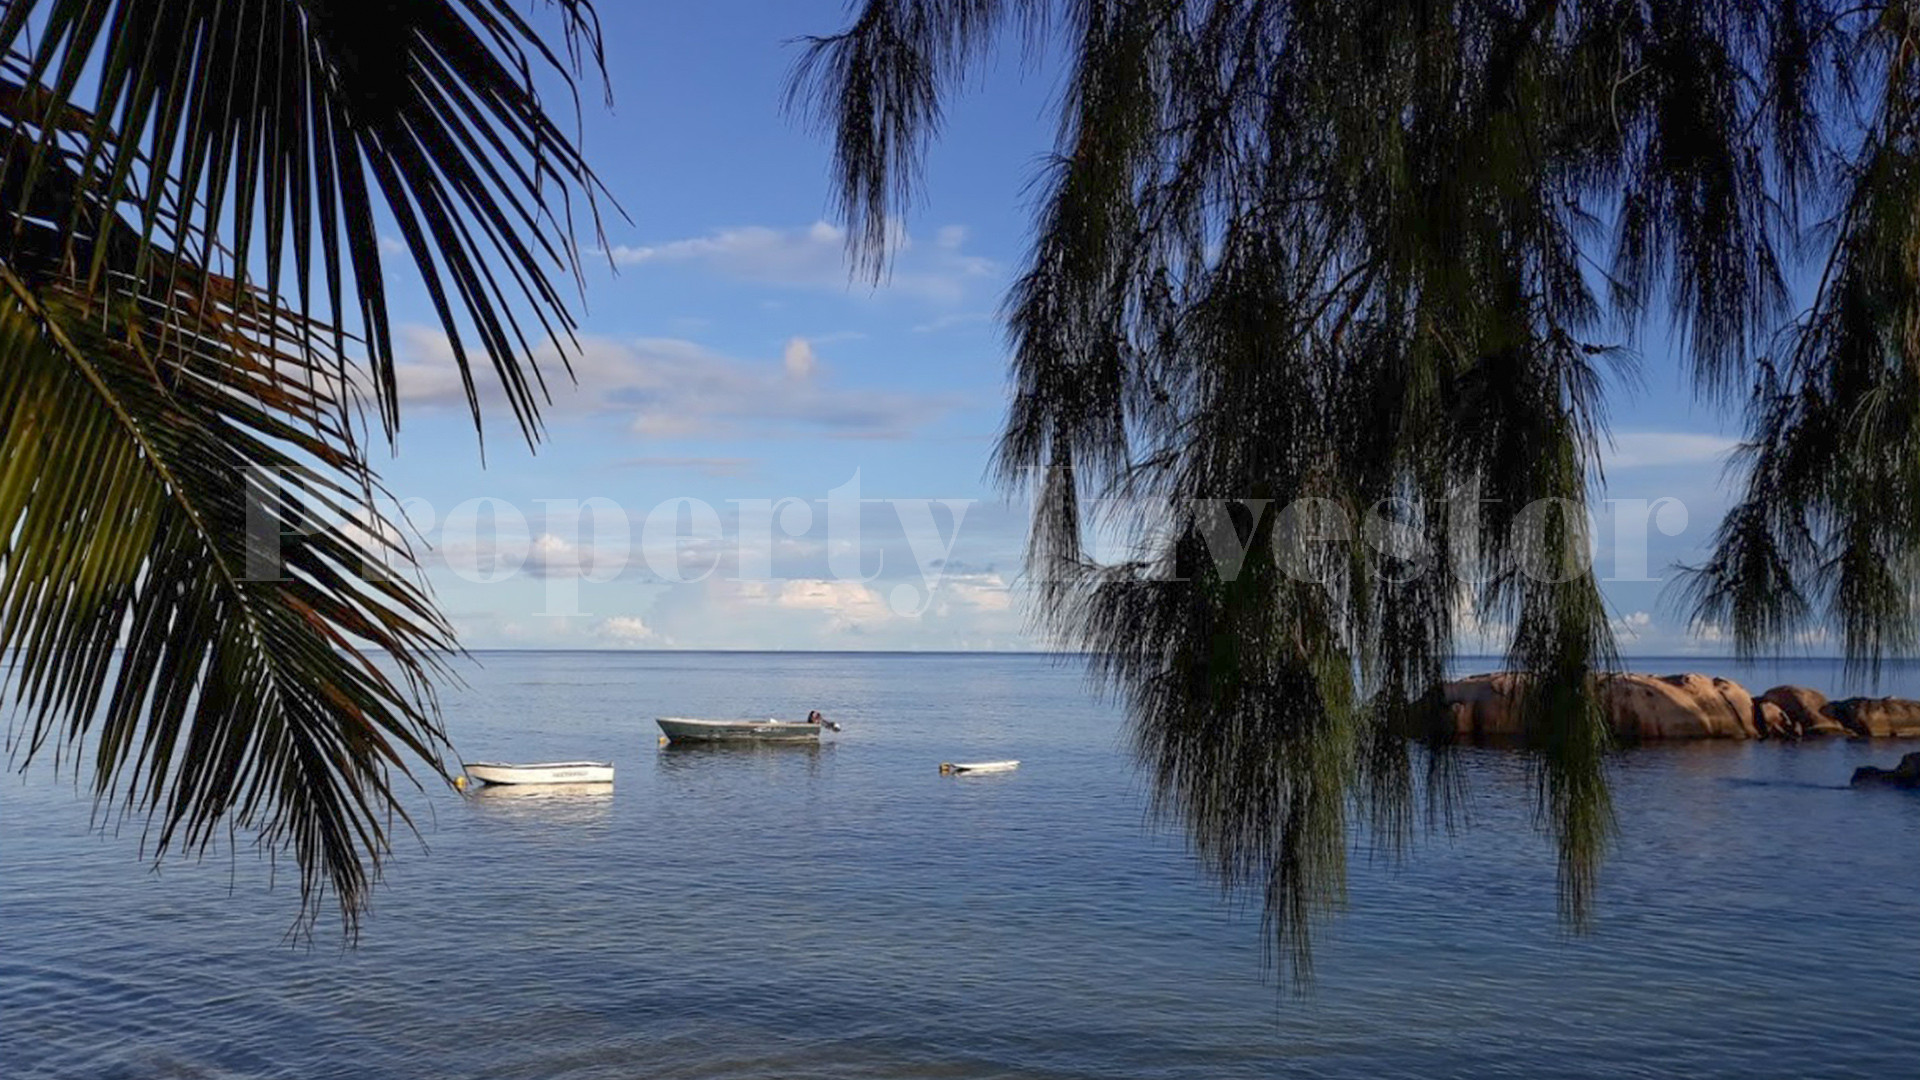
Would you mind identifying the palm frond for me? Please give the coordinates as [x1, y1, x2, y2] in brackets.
[0, 280, 459, 938]
[0, 16, 538, 935]
[0, 0, 614, 446]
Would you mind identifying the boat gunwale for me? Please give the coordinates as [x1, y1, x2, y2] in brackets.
[655, 717, 819, 727]
[462, 760, 614, 770]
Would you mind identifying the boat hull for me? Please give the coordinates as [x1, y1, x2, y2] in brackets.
[655, 717, 823, 744]
[463, 761, 615, 785]
[941, 760, 1020, 774]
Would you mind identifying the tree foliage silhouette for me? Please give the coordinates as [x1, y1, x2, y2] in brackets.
[796, 0, 1919, 981]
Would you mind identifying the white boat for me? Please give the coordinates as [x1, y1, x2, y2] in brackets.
[655, 717, 826, 743]
[939, 760, 1020, 774]
[462, 761, 614, 786]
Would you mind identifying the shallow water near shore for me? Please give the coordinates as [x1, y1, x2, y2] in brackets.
[4, 652, 1917, 1078]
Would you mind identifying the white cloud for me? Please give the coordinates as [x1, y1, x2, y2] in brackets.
[395, 328, 951, 440]
[440, 609, 676, 649]
[528, 532, 575, 573]
[597, 615, 660, 644]
[606, 223, 840, 280]
[1612, 610, 1654, 640]
[936, 572, 1014, 614]
[773, 578, 896, 633]
[633, 571, 1031, 651]
[631, 411, 707, 439]
[1603, 432, 1740, 470]
[782, 336, 817, 379]
[520, 532, 629, 580]
[603, 221, 995, 303]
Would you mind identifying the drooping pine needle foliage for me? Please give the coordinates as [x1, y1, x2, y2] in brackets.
[796, 0, 1918, 980]
[1, 2, 608, 936]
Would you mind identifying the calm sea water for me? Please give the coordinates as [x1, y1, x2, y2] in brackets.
[3, 652, 1917, 1079]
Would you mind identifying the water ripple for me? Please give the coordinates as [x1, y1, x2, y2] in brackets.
[5, 654, 1917, 1078]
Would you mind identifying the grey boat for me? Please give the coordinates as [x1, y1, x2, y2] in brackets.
[655, 717, 827, 744]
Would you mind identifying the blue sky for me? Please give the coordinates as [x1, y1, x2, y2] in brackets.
[365, 0, 1752, 654]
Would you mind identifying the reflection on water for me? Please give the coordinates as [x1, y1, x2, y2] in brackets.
[3, 652, 1918, 1080]
[468, 781, 617, 801]
[656, 740, 826, 756]
[465, 781, 616, 825]
[655, 738, 829, 781]
[1718, 776, 1853, 792]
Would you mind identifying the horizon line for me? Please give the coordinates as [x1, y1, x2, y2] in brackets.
[390, 647, 1894, 662]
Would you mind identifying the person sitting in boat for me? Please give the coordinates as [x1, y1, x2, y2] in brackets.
[806, 710, 824, 725]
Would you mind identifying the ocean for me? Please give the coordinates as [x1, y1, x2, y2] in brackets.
[3, 651, 1916, 1078]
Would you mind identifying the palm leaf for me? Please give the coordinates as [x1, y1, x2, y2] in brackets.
[0, 0, 611, 935]
[2, 109, 460, 935]
[0, 0, 614, 445]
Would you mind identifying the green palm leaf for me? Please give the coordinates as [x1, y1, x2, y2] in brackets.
[1, 0, 608, 935]
[1, 0, 613, 443]
[1, 233, 456, 938]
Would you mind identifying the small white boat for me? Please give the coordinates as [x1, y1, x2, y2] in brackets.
[939, 760, 1020, 775]
[462, 761, 614, 786]
[656, 717, 826, 744]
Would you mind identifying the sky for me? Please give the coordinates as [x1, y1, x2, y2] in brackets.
[362, 0, 1754, 654]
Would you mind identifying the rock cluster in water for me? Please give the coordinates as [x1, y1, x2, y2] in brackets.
[1850, 751, 1920, 789]
[1440, 672, 1920, 742]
